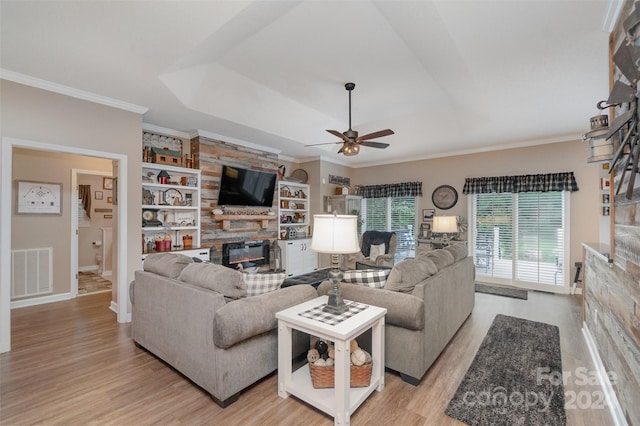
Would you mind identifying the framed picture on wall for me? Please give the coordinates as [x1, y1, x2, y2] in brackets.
[95, 191, 103, 200]
[15, 180, 63, 215]
[422, 209, 435, 221]
[103, 177, 113, 190]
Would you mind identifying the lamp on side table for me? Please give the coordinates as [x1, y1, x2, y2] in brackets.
[433, 215, 458, 246]
[310, 213, 360, 314]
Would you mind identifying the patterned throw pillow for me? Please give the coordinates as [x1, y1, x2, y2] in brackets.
[342, 269, 390, 289]
[243, 272, 287, 297]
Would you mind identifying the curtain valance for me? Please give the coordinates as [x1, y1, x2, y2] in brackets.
[462, 172, 579, 194]
[355, 181, 422, 198]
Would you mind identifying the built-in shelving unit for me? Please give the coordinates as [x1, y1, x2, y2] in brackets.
[141, 163, 201, 258]
[278, 181, 310, 240]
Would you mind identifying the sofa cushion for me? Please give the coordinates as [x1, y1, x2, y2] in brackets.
[385, 256, 438, 293]
[213, 285, 317, 349]
[243, 272, 287, 296]
[143, 253, 193, 279]
[178, 263, 247, 300]
[444, 243, 468, 262]
[343, 269, 390, 289]
[317, 281, 424, 330]
[421, 249, 455, 271]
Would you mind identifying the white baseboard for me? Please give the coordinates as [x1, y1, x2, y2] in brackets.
[582, 324, 628, 426]
[109, 301, 131, 322]
[11, 292, 72, 309]
[78, 265, 99, 272]
[102, 270, 112, 277]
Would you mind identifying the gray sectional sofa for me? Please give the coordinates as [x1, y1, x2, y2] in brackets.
[318, 243, 475, 384]
[131, 245, 474, 407]
[130, 253, 316, 407]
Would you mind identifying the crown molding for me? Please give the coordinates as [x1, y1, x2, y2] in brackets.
[603, 0, 625, 33]
[347, 134, 582, 168]
[190, 129, 282, 155]
[0, 69, 148, 114]
[142, 123, 191, 139]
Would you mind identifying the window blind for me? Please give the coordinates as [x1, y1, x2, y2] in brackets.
[472, 191, 567, 288]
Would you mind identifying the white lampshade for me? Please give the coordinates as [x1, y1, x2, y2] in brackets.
[433, 216, 458, 233]
[311, 214, 360, 254]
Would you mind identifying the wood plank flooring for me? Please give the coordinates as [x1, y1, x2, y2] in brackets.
[1, 290, 614, 425]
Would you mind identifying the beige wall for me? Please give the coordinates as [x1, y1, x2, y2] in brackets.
[351, 140, 601, 277]
[2, 80, 142, 307]
[12, 150, 112, 294]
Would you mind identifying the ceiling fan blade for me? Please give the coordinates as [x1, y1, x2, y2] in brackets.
[358, 129, 394, 141]
[305, 141, 343, 147]
[337, 145, 344, 154]
[326, 129, 349, 142]
[360, 141, 389, 149]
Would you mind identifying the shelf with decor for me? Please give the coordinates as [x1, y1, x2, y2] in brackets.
[141, 162, 201, 257]
[278, 181, 310, 240]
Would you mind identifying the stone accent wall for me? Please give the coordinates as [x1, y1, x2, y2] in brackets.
[190, 135, 279, 253]
[584, 249, 639, 425]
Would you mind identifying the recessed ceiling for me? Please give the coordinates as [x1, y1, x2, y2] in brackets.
[0, 1, 612, 167]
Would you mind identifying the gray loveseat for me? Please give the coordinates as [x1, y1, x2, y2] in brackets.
[318, 243, 474, 384]
[130, 253, 316, 407]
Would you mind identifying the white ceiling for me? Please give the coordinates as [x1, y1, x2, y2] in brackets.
[0, 1, 614, 167]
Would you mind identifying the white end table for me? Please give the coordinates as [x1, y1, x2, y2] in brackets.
[276, 296, 386, 425]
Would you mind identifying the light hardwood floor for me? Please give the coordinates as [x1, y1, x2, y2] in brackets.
[1, 290, 614, 425]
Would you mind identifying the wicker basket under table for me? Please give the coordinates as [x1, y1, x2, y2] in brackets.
[308, 362, 372, 388]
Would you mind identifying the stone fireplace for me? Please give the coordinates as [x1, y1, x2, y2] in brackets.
[222, 240, 270, 269]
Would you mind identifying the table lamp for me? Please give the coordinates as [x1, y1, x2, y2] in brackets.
[311, 213, 360, 314]
[432, 216, 458, 246]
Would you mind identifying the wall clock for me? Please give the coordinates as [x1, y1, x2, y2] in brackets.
[163, 188, 183, 206]
[432, 185, 458, 210]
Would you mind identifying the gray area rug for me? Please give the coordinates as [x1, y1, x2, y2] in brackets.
[445, 314, 566, 425]
[475, 282, 528, 300]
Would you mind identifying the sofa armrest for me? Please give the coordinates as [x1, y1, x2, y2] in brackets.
[317, 281, 424, 330]
[213, 285, 317, 349]
[374, 253, 394, 267]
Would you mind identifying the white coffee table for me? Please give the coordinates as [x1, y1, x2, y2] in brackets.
[276, 295, 386, 426]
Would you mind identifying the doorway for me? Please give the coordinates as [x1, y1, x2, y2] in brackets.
[1, 137, 129, 353]
[72, 169, 113, 297]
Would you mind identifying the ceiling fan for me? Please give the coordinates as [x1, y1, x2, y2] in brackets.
[306, 82, 394, 156]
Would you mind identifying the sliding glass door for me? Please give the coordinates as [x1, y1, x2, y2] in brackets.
[470, 191, 569, 292]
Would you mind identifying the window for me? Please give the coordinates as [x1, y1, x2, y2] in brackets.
[362, 196, 416, 260]
[470, 191, 568, 290]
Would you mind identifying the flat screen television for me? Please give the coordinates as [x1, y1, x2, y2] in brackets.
[217, 165, 277, 207]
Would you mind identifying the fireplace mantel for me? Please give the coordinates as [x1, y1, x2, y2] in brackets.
[212, 214, 276, 231]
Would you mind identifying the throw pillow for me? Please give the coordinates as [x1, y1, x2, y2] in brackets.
[423, 249, 455, 270]
[143, 253, 193, 279]
[178, 263, 247, 300]
[355, 261, 392, 271]
[369, 243, 386, 261]
[444, 243, 468, 261]
[385, 257, 438, 293]
[342, 269, 390, 289]
[243, 272, 287, 297]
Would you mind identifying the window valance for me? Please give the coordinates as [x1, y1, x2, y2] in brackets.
[355, 181, 422, 198]
[462, 172, 579, 194]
